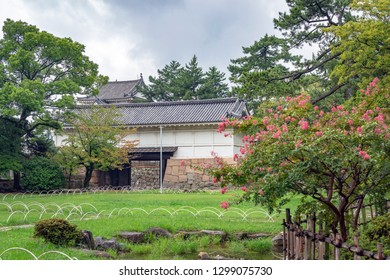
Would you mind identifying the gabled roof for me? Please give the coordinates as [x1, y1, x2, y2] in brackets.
[75, 98, 248, 127]
[78, 78, 144, 104]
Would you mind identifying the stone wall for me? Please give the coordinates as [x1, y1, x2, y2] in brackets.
[163, 158, 225, 191]
[62, 158, 234, 191]
[0, 180, 13, 192]
[131, 161, 160, 189]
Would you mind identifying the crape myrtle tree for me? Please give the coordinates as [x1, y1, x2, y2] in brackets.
[207, 79, 390, 242]
[0, 19, 107, 188]
[55, 106, 138, 188]
[139, 55, 229, 101]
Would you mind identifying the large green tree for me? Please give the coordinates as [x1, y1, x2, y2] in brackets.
[140, 55, 229, 101]
[0, 19, 107, 188]
[327, 0, 390, 89]
[0, 119, 23, 176]
[229, 0, 356, 109]
[55, 106, 137, 188]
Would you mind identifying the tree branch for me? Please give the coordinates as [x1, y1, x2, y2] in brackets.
[311, 82, 346, 104]
[274, 51, 342, 83]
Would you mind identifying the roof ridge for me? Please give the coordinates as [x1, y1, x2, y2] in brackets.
[117, 97, 239, 108]
[106, 79, 141, 84]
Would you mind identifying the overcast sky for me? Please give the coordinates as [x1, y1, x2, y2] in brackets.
[0, 0, 288, 82]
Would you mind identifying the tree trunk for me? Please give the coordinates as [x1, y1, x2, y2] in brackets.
[13, 171, 22, 191]
[352, 198, 364, 230]
[339, 213, 348, 242]
[83, 166, 94, 188]
[67, 170, 72, 188]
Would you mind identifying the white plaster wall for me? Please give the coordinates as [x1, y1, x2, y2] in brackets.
[124, 125, 236, 159]
[54, 125, 243, 159]
[54, 134, 68, 147]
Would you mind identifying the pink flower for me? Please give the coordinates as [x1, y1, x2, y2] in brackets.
[262, 116, 270, 126]
[240, 147, 246, 154]
[233, 153, 239, 161]
[315, 131, 323, 137]
[299, 119, 309, 130]
[220, 201, 229, 209]
[272, 130, 282, 139]
[266, 125, 276, 131]
[258, 189, 265, 196]
[359, 150, 371, 160]
[298, 99, 308, 107]
[180, 160, 186, 167]
[374, 114, 384, 124]
[212, 177, 218, 184]
[356, 126, 363, 134]
[362, 112, 371, 121]
[220, 187, 227, 194]
[348, 119, 354, 126]
[241, 186, 249, 192]
[314, 106, 319, 110]
[295, 140, 303, 148]
[217, 122, 226, 133]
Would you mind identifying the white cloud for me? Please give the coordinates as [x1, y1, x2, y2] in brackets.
[0, 0, 289, 82]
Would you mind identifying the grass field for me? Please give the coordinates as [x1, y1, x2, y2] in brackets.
[0, 190, 300, 260]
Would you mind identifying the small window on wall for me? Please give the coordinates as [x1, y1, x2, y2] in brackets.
[0, 171, 14, 180]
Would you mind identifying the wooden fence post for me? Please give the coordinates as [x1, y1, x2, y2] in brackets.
[325, 225, 330, 260]
[369, 205, 374, 220]
[290, 224, 295, 259]
[311, 213, 316, 259]
[353, 235, 361, 260]
[286, 209, 291, 259]
[318, 224, 324, 260]
[361, 205, 367, 226]
[378, 243, 384, 260]
[304, 215, 309, 260]
[295, 223, 301, 260]
[283, 218, 287, 260]
[334, 233, 341, 260]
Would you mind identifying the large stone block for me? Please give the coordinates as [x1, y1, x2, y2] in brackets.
[178, 175, 188, 182]
[164, 174, 178, 182]
[172, 166, 179, 176]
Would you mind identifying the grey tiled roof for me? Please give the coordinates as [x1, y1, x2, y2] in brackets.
[78, 79, 143, 103]
[75, 98, 248, 126]
[130, 147, 178, 153]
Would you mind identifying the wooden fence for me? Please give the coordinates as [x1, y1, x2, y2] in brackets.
[282, 202, 389, 260]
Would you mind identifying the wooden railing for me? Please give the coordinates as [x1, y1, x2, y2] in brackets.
[282, 204, 389, 260]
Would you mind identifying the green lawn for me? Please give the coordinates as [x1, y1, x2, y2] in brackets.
[0, 190, 300, 260]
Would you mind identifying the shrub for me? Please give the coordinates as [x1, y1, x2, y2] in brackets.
[21, 157, 65, 191]
[364, 213, 390, 244]
[361, 213, 390, 256]
[34, 218, 82, 246]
